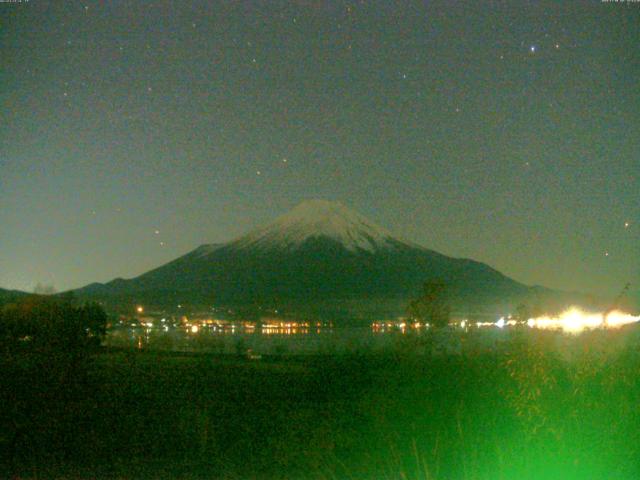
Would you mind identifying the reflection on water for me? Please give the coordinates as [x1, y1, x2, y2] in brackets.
[107, 306, 640, 354]
[105, 315, 640, 356]
[107, 316, 404, 354]
[107, 322, 357, 355]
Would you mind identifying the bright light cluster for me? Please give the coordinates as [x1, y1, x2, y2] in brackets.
[524, 308, 640, 334]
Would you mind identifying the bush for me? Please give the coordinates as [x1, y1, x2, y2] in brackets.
[0, 294, 107, 354]
[0, 295, 108, 471]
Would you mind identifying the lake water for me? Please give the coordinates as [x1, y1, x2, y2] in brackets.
[107, 324, 413, 355]
[104, 322, 640, 356]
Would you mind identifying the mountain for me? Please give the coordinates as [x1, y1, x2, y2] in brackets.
[232, 200, 399, 253]
[0, 288, 30, 306]
[73, 200, 575, 318]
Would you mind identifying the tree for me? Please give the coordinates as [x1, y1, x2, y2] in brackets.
[0, 295, 108, 470]
[515, 303, 531, 324]
[33, 283, 57, 295]
[407, 279, 451, 328]
[0, 295, 107, 353]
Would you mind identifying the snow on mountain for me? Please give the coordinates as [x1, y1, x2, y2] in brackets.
[70, 199, 580, 315]
[230, 200, 401, 252]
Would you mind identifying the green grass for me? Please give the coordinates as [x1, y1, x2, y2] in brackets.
[2, 328, 640, 479]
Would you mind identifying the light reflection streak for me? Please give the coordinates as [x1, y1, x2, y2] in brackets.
[526, 308, 639, 334]
[370, 308, 639, 335]
[119, 308, 640, 343]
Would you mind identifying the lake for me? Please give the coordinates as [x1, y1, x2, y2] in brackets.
[104, 321, 640, 356]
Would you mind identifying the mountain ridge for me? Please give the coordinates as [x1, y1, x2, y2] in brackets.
[72, 200, 584, 317]
[227, 199, 405, 253]
[0, 287, 31, 305]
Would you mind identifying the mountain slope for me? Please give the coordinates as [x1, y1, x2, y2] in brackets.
[0, 288, 30, 306]
[232, 199, 399, 252]
[73, 200, 555, 316]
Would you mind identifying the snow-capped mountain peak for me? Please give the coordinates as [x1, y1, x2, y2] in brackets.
[231, 199, 400, 252]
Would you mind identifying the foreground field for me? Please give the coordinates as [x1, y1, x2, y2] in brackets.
[2, 328, 640, 479]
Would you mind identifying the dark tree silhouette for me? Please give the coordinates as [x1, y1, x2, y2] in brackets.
[515, 303, 531, 324]
[0, 295, 108, 470]
[407, 279, 451, 328]
[0, 294, 107, 352]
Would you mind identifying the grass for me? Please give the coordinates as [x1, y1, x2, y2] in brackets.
[2, 327, 640, 479]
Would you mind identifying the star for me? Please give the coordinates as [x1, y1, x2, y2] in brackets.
[555, 43, 560, 49]
[530, 45, 536, 53]
[624, 221, 630, 228]
[604, 251, 609, 257]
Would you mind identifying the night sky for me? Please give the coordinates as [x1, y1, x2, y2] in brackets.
[1, 1, 638, 299]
